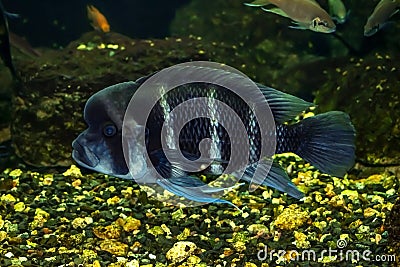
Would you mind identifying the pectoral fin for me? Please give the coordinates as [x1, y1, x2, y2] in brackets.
[289, 21, 309, 30]
[261, 7, 290, 18]
[150, 148, 242, 210]
[156, 176, 241, 211]
[390, 8, 399, 18]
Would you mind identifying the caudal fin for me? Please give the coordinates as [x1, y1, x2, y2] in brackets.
[295, 111, 356, 177]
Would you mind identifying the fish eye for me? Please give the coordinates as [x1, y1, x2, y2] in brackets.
[312, 19, 318, 28]
[103, 123, 117, 137]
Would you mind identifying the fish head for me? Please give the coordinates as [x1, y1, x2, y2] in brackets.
[364, 0, 400, 37]
[329, 0, 348, 24]
[72, 82, 141, 179]
[310, 16, 336, 33]
[332, 13, 348, 24]
[101, 24, 110, 33]
[364, 20, 393, 37]
[364, 13, 381, 37]
[337, 16, 346, 24]
[364, 23, 380, 37]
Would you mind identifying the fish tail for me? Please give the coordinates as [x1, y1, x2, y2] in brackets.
[294, 111, 356, 177]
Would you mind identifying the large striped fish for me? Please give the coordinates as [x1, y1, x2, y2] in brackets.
[72, 64, 355, 209]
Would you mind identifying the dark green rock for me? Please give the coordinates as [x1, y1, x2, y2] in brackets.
[170, 0, 400, 94]
[385, 197, 400, 266]
[314, 53, 400, 165]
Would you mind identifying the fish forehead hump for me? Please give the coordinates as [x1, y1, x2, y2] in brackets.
[84, 82, 138, 127]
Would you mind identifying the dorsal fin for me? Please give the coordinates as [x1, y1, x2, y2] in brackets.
[257, 84, 314, 123]
[135, 65, 313, 124]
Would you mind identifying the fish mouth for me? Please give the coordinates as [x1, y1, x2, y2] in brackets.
[325, 26, 336, 33]
[364, 28, 376, 37]
[72, 140, 100, 168]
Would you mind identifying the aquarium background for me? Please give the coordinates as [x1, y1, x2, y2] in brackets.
[3, 0, 190, 47]
[0, 0, 399, 266]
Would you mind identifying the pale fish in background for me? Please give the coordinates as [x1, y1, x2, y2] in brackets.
[244, 0, 336, 33]
[9, 32, 41, 57]
[328, 0, 349, 24]
[364, 0, 400, 36]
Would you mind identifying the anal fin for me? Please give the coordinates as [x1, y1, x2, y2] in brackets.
[240, 160, 304, 199]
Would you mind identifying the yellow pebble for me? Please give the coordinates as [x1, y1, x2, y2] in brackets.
[76, 44, 87, 50]
[63, 165, 82, 178]
[9, 169, 22, 177]
[14, 202, 26, 212]
[274, 204, 310, 230]
[1, 194, 16, 203]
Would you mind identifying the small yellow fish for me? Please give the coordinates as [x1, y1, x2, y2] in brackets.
[364, 0, 400, 37]
[244, 0, 336, 33]
[87, 5, 110, 33]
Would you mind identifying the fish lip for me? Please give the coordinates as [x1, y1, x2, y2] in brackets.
[72, 140, 99, 168]
[363, 29, 375, 37]
[327, 27, 336, 33]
